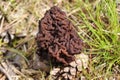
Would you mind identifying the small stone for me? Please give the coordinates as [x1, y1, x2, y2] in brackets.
[60, 70, 64, 73]
[11, 34, 14, 40]
[62, 73, 68, 79]
[81, 76, 86, 80]
[77, 65, 82, 72]
[1, 32, 14, 43]
[68, 74, 73, 80]
[70, 67, 76, 76]
[1, 32, 7, 37]
[69, 61, 77, 67]
[64, 67, 69, 72]
[50, 68, 60, 75]
[76, 59, 82, 65]
[75, 53, 89, 69]
[76, 59, 82, 71]
[3, 38, 9, 43]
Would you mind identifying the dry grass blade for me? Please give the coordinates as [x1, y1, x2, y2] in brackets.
[0, 60, 23, 80]
[0, 73, 6, 80]
[5, 47, 29, 64]
[0, 15, 27, 35]
[0, 17, 4, 34]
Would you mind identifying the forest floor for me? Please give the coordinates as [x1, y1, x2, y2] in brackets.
[0, 0, 120, 80]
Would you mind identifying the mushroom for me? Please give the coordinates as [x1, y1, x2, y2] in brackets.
[36, 6, 83, 65]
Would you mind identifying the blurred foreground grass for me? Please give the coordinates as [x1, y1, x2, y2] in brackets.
[0, 0, 120, 79]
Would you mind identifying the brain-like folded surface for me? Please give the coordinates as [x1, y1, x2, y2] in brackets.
[36, 6, 83, 65]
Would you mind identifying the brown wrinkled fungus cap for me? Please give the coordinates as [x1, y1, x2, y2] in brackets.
[36, 6, 83, 65]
